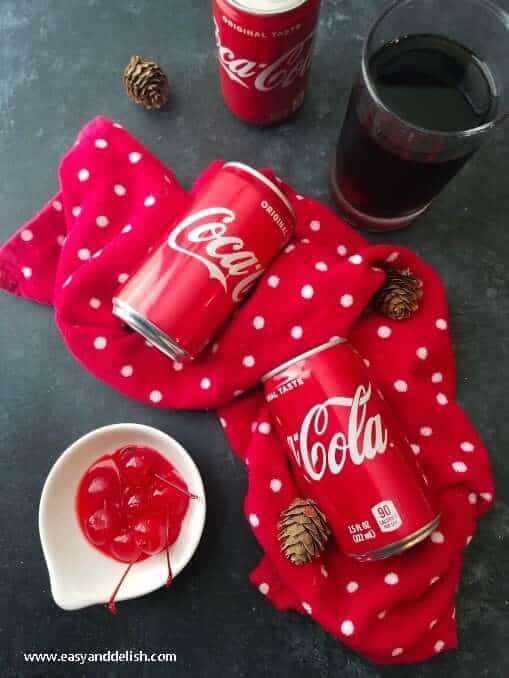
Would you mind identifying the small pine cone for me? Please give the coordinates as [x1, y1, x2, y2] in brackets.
[373, 268, 423, 320]
[278, 498, 330, 566]
[123, 55, 170, 110]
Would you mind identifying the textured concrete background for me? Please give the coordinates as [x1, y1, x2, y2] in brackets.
[0, 1, 508, 676]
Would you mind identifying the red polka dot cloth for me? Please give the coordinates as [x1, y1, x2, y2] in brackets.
[0, 117, 495, 664]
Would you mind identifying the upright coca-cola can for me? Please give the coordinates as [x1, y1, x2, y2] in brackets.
[263, 339, 440, 560]
[213, 0, 322, 125]
[113, 162, 295, 360]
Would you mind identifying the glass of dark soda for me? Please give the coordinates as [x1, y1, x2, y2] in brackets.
[331, 0, 509, 231]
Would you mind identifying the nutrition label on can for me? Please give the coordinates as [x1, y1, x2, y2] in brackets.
[371, 500, 402, 533]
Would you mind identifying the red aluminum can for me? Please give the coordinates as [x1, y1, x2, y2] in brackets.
[212, 0, 322, 125]
[263, 339, 440, 560]
[113, 162, 295, 360]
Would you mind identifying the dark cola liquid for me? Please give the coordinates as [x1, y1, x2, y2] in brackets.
[334, 34, 498, 219]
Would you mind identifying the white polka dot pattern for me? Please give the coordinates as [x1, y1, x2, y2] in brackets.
[120, 365, 134, 377]
[384, 572, 399, 586]
[340, 620, 354, 636]
[301, 284, 314, 299]
[96, 215, 109, 228]
[431, 531, 444, 544]
[94, 336, 107, 350]
[249, 514, 260, 527]
[78, 248, 91, 261]
[377, 326, 392, 339]
[270, 479, 282, 492]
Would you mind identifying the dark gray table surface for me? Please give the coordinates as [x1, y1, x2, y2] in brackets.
[0, 1, 508, 677]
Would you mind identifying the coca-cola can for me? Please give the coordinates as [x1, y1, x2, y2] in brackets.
[213, 0, 322, 125]
[263, 339, 440, 561]
[113, 162, 295, 361]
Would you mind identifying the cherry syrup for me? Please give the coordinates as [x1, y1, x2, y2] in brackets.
[76, 445, 198, 613]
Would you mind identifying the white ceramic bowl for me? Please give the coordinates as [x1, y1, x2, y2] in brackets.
[39, 423, 206, 611]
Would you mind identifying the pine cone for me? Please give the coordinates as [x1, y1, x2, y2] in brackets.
[278, 498, 330, 566]
[373, 268, 423, 320]
[123, 55, 170, 110]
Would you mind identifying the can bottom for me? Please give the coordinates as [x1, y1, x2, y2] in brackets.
[222, 90, 306, 127]
[347, 514, 441, 562]
[112, 299, 190, 362]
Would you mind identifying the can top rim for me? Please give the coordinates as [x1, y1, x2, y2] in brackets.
[225, 0, 309, 16]
[262, 337, 346, 383]
[223, 162, 295, 219]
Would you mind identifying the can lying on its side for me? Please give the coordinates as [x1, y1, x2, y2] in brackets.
[263, 339, 440, 561]
[113, 162, 295, 361]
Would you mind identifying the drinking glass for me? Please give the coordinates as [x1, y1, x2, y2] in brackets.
[330, 0, 509, 231]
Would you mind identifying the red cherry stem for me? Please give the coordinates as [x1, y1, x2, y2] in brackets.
[154, 473, 199, 500]
[107, 558, 137, 615]
[165, 510, 173, 588]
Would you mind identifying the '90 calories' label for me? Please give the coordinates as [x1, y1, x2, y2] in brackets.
[371, 500, 402, 533]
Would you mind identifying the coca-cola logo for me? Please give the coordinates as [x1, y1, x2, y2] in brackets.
[286, 384, 388, 481]
[168, 207, 263, 303]
[214, 19, 315, 92]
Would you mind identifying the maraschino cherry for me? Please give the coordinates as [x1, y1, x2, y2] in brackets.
[85, 505, 121, 546]
[76, 445, 198, 614]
